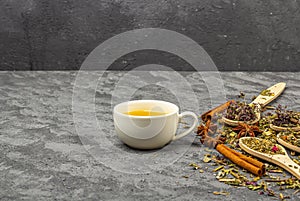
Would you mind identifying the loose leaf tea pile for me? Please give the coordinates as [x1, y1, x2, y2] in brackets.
[278, 132, 300, 147]
[224, 101, 257, 122]
[271, 105, 300, 127]
[241, 138, 285, 155]
[260, 89, 275, 97]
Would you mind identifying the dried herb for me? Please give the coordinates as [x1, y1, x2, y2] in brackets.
[238, 91, 245, 99]
[278, 131, 300, 147]
[203, 155, 212, 163]
[213, 165, 224, 172]
[189, 163, 201, 170]
[271, 105, 300, 127]
[224, 101, 257, 121]
[242, 138, 285, 155]
[213, 191, 230, 196]
[260, 89, 275, 96]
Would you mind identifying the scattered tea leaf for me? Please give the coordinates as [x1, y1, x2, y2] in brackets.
[218, 178, 236, 182]
[265, 106, 276, 110]
[213, 191, 230, 196]
[253, 176, 261, 182]
[213, 165, 224, 172]
[203, 155, 212, 163]
[279, 193, 284, 200]
[216, 170, 226, 179]
[238, 91, 245, 99]
[268, 169, 283, 173]
[189, 163, 201, 170]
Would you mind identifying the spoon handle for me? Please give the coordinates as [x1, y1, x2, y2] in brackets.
[274, 155, 300, 179]
[251, 82, 286, 107]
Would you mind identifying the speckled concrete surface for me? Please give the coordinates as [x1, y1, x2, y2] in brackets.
[0, 71, 300, 200]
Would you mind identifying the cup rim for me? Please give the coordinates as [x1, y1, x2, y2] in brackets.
[113, 100, 179, 119]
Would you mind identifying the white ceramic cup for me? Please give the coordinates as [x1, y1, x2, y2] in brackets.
[113, 100, 198, 149]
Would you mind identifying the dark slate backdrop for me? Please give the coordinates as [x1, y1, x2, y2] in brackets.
[1, 0, 300, 71]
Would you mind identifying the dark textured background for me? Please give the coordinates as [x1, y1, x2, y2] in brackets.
[1, 0, 300, 71]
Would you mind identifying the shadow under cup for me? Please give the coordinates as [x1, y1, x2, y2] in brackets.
[113, 100, 197, 149]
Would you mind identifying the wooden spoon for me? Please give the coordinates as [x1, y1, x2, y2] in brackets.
[277, 134, 300, 153]
[270, 123, 300, 132]
[223, 82, 286, 126]
[239, 137, 300, 179]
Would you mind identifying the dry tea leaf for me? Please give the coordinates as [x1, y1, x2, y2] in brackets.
[260, 89, 275, 96]
[279, 193, 284, 200]
[189, 163, 201, 170]
[203, 155, 212, 163]
[213, 165, 224, 172]
[213, 191, 230, 196]
[218, 178, 236, 182]
[216, 170, 226, 179]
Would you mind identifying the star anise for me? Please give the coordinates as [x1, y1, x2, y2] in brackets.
[197, 123, 217, 137]
[232, 123, 262, 138]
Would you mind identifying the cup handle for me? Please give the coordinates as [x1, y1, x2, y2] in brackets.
[172, 111, 198, 141]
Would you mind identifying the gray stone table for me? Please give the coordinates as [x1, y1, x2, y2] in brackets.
[1, 71, 300, 201]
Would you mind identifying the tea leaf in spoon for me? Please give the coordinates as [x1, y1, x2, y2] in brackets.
[260, 89, 275, 96]
[242, 138, 285, 155]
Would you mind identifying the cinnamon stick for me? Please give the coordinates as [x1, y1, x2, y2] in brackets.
[201, 100, 234, 122]
[216, 144, 265, 176]
[221, 145, 265, 170]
